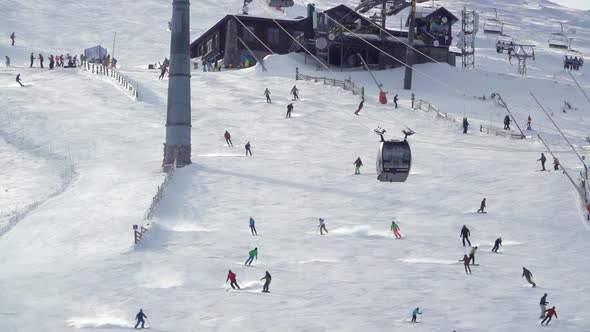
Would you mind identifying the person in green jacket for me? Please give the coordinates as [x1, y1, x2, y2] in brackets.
[245, 247, 258, 266]
[469, 246, 478, 265]
[264, 88, 271, 103]
[411, 307, 421, 323]
[391, 220, 402, 239]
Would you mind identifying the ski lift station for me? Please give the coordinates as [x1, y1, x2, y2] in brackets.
[191, 4, 459, 70]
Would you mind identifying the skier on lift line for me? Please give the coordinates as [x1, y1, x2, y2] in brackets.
[391, 220, 402, 239]
[318, 218, 328, 235]
[249, 217, 257, 235]
[522, 267, 536, 288]
[538, 153, 547, 171]
[477, 198, 486, 213]
[491, 237, 502, 253]
[460, 225, 471, 247]
[291, 85, 299, 100]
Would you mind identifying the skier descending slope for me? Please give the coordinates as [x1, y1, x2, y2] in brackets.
[245, 247, 258, 266]
[264, 88, 271, 103]
[16, 74, 24, 87]
[522, 267, 536, 288]
[390, 220, 402, 239]
[460, 225, 471, 247]
[134, 309, 148, 329]
[354, 97, 364, 115]
[539, 293, 549, 319]
[469, 246, 478, 265]
[491, 237, 502, 253]
[260, 271, 271, 293]
[411, 307, 421, 322]
[353, 157, 363, 175]
[249, 217, 257, 235]
[224, 130, 233, 147]
[245, 142, 252, 156]
[291, 85, 299, 100]
[286, 103, 293, 118]
[226, 270, 240, 289]
[461, 254, 472, 274]
[318, 218, 328, 235]
[541, 306, 558, 326]
[538, 153, 547, 171]
[477, 198, 486, 213]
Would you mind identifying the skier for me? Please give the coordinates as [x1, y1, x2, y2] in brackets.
[462, 117, 469, 134]
[318, 218, 328, 235]
[244, 247, 258, 266]
[541, 307, 557, 326]
[249, 217, 257, 235]
[393, 94, 399, 108]
[491, 237, 502, 253]
[134, 309, 147, 329]
[353, 157, 363, 175]
[59, 55, 64, 67]
[411, 307, 421, 323]
[477, 198, 486, 213]
[291, 85, 299, 100]
[245, 141, 252, 156]
[391, 220, 402, 239]
[49, 55, 54, 70]
[226, 269, 240, 289]
[10, 32, 15, 46]
[4, 56, 10, 67]
[538, 153, 547, 171]
[286, 103, 293, 118]
[522, 267, 536, 288]
[264, 88, 271, 103]
[526, 115, 532, 130]
[503, 115, 511, 130]
[553, 157, 560, 171]
[460, 225, 471, 247]
[461, 254, 472, 274]
[354, 97, 364, 115]
[15, 74, 24, 87]
[260, 271, 272, 293]
[468, 246, 478, 265]
[29, 52, 34, 67]
[158, 64, 168, 80]
[38, 53, 44, 68]
[539, 293, 549, 319]
[224, 130, 233, 147]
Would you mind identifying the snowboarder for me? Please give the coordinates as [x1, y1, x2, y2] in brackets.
[539, 294, 549, 319]
[260, 271, 271, 293]
[503, 115, 511, 130]
[477, 198, 486, 213]
[462, 117, 469, 134]
[134, 309, 147, 329]
[469, 246, 478, 265]
[460, 225, 471, 247]
[462, 254, 472, 274]
[226, 269, 240, 289]
[244, 247, 258, 266]
[29, 52, 34, 67]
[15, 74, 23, 87]
[264, 88, 271, 103]
[411, 307, 421, 323]
[353, 157, 363, 175]
[522, 267, 536, 288]
[10, 32, 15, 46]
[393, 94, 399, 108]
[526, 115, 532, 130]
[318, 218, 328, 235]
[354, 98, 364, 115]
[38, 53, 44, 68]
[553, 157, 560, 171]
[224, 130, 233, 147]
[286, 103, 293, 118]
[4, 56, 10, 67]
[291, 85, 299, 100]
[249, 217, 257, 235]
[158, 64, 168, 80]
[541, 306, 557, 326]
[491, 237, 502, 253]
[245, 141, 252, 156]
[538, 153, 547, 171]
[391, 220, 402, 239]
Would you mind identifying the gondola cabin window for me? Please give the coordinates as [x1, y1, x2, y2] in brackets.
[243, 26, 256, 42]
[267, 28, 280, 44]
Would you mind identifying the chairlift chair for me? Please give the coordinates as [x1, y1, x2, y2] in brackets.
[496, 36, 515, 54]
[483, 9, 504, 34]
[548, 23, 568, 49]
[375, 128, 413, 183]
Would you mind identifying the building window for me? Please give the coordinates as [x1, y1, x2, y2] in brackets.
[243, 26, 256, 42]
[206, 39, 213, 53]
[267, 28, 280, 44]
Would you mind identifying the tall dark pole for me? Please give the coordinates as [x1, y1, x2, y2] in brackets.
[403, 0, 416, 90]
[163, 0, 192, 171]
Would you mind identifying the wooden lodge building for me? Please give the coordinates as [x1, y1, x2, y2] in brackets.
[190, 4, 458, 69]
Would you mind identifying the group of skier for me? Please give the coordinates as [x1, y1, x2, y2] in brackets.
[222, 130, 252, 156]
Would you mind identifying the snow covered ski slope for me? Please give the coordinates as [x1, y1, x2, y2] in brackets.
[1, 0, 590, 331]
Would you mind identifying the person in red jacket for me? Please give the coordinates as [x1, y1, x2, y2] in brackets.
[461, 254, 471, 274]
[226, 270, 240, 289]
[541, 306, 557, 326]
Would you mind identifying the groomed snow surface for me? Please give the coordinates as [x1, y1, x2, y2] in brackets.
[1, 0, 590, 331]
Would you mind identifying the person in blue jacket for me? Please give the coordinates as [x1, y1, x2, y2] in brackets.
[249, 217, 257, 235]
[134, 309, 147, 329]
[411, 307, 421, 323]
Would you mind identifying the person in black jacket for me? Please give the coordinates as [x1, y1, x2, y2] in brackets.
[460, 225, 471, 247]
[245, 142, 252, 156]
[477, 198, 486, 213]
[29, 52, 34, 67]
[286, 103, 293, 118]
[261, 271, 272, 293]
[16, 74, 24, 87]
[354, 98, 364, 115]
[134, 309, 147, 329]
[503, 115, 511, 130]
[393, 94, 399, 108]
[522, 267, 536, 288]
[462, 117, 469, 134]
[538, 153, 547, 171]
[491, 237, 502, 253]
[539, 294, 549, 318]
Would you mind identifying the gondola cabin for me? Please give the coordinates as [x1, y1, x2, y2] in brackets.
[377, 140, 412, 182]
